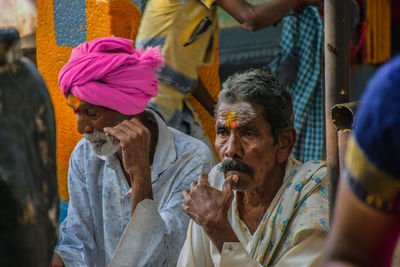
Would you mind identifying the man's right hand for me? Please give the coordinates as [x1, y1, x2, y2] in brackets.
[182, 174, 240, 252]
[51, 253, 65, 267]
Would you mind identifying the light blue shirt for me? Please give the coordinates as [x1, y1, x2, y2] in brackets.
[55, 112, 217, 266]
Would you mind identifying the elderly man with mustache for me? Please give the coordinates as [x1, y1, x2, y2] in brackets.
[177, 69, 330, 266]
[51, 36, 216, 267]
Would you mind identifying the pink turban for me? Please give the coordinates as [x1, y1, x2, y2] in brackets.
[58, 36, 164, 115]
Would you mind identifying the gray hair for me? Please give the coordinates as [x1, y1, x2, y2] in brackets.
[216, 69, 294, 142]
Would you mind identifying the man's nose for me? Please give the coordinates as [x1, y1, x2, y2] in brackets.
[77, 115, 94, 134]
[224, 133, 243, 159]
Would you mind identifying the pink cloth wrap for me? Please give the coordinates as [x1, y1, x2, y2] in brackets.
[58, 36, 164, 115]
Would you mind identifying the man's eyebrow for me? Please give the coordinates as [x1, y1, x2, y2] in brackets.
[215, 122, 226, 128]
[215, 121, 257, 129]
[235, 121, 257, 129]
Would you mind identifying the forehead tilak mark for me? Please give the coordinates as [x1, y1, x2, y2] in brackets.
[218, 103, 257, 127]
[225, 110, 238, 128]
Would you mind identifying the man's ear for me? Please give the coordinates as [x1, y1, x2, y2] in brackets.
[276, 126, 296, 164]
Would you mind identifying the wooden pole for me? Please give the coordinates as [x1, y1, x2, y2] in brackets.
[324, 0, 350, 218]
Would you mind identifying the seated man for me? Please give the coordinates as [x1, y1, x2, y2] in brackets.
[52, 36, 216, 267]
[178, 69, 329, 266]
[322, 56, 400, 266]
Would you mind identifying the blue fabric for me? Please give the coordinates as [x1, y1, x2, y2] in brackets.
[354, 54, 400, 179]
[56, 199, 69, 245]
[269, 7, 324, 162]
[343, 55, 400, 212]
[59, 199, 69, 225]
[54, 111, 216, 266]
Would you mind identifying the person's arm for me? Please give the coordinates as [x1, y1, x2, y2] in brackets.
[109, 147, 216, 266]
[104, 117, 154, 216]
[53, 147, 97, 266]
[215, 0, 321, 31]
[323, 180, 400, 267]
[182, 174, 240, 252]
[191, 78, 216, 117]
[178, 171, 262, 267]
[178, 218, 263, 267]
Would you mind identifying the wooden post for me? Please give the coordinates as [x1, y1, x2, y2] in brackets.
[324, 0, 350, 218]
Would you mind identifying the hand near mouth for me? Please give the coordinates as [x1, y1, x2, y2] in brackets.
[226, 173, 240, 183]
[182, 173, 240, 252]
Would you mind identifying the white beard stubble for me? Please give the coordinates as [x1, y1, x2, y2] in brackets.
[84, 131, 121, 156]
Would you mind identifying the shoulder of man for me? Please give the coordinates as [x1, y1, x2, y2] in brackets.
[283, 160, 329, 224]
[289, 160, 328, 194]
[274, 160, 329, 251]
[288, 160, 329, 230]
[169, 127, 217, 164]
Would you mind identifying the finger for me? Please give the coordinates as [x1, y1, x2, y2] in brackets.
[120, 119, 148, 134]
[232, 174, 239, 183]
[182, 203, 190, 214]
[103, 126, 129, 140]
[129, 117, 147, 129]
[182, 203, 197, 222]
[120, 120, 151, 145]
[222, 175, 238, 195]
[190, 181, 198, 191]
[182, 190, 191, 202]
[112, 123, 136, 138]
[198, 173, 209, 185]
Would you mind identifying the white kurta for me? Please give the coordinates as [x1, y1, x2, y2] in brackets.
[178, 157, 329, 267]
[55, 112, 217, 267]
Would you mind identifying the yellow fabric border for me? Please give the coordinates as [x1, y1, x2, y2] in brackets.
[345, 136, 400, 209]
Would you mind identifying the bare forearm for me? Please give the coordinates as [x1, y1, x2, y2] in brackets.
[191, 78, 216, 117]
[203, 220, 239, 252]
[130, 171, 153, 216]
[216, 0, 297, 31]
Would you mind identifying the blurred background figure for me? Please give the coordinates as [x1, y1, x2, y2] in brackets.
[0, 0, 37, 63]
[0, 27, 58, 267]
[136, 0, 323, 155]
[322, 55, 400, 267]
[217, 0, 324, 163]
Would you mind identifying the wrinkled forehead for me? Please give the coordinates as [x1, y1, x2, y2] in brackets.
[216, 102, 259, 126]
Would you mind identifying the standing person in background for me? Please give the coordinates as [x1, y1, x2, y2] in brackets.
[322, 55, 400, 267]
[136, 0, 322, 150]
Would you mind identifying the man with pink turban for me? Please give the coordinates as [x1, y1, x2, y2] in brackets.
[52, 36, 216, 267]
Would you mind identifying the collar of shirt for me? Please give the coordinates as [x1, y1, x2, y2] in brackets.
[96, 109, 177, 184]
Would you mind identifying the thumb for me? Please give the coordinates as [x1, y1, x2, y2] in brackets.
[222, 175, 238, 195]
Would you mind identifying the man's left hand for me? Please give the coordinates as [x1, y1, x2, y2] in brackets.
[104, 118, 153, 216]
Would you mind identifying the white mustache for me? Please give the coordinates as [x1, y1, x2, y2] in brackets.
[84, 132, 117, 144]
